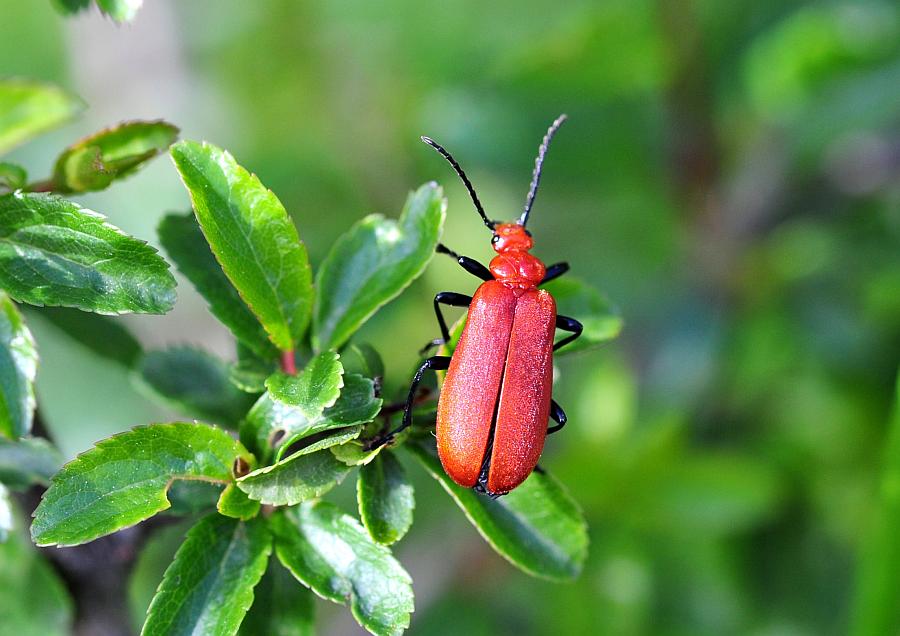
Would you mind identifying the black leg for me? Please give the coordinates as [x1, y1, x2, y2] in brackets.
[554, 314, 583, 351]
[541, 262, 569, 285]
[367, 356, 452, 449]
[420, 291, 472, 354]
[548, 399, 567, 434]
[437, 243, 493, 281]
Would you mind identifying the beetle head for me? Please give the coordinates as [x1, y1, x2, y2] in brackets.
[491, 223, 533, 253]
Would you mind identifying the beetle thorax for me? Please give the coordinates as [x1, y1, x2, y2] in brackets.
[489, 224, 545, 291]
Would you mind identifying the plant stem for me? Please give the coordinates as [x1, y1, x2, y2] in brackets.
[280, 350, 297, 375]
[24, 179, 55, 192]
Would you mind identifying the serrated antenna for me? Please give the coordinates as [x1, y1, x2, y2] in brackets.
[421, 136, 494, 231]
[519, 114, 567, 227]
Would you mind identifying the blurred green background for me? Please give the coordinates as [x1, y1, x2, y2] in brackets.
[3, 0, 900, 634]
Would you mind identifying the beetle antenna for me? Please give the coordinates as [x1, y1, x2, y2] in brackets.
[519, 114, 567, 227]
[421, 136, 494, 231]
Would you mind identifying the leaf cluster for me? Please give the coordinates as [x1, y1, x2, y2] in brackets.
[0, 76, 181, 634]
[0, 78, 621, 635]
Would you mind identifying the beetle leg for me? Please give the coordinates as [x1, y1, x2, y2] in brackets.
[366, 355, 452, 449]
[437, 243, 493, 281]
[548, 399, 567, 434]
[553, 314, 583, 351]
[420, 291, 473, 354]
[541, 262, 569, 285]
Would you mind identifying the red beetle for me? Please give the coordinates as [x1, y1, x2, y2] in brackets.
[377, 115, 582, 496]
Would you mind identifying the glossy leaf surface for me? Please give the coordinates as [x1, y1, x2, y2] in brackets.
[217, 483, 261, 520]
[0, 193, 176, 314]
[407, 437, 587, 581]
[0, 293, 37, 438]
[358, 451, 414, 545]
[241, 351, 343, 458]
[32, 422, 253, 546]
[158, 211, 277, 359]
[170, 141, 312, 352]
[142, 514, 271, 636]
[313, 182, 445, 351]
[237, 428, 360, 506]
[273, 502, 414, 636]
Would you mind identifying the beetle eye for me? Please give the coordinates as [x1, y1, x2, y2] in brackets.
[491, 234, 500, 244]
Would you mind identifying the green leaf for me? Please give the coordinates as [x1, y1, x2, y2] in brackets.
[242, 351, 343, 458]
[273, 502, 414, 636]
[0, 162, 27, 191]
[0, 516, 72, 635]
[358, 451, 414, 545]
[230, 353, 275, 394]
[331, 438, 384, 467]
[170, 141, 313, 352]
[158, 212, 278, 360]
[217, 483, 261, 520]
[316, 373, 383, 431]
[0, 293, 37, 438]
[128, 521, 191, 631]
[274, 422, 365, 464]
[0, 80, 83, 155]
[0, 192, 176, 314]
[137, 347, 255, 428]
[31, 422, 254, 547]
[240, 561, 315, 636]
[51, 121, 178, 193]
[0, 483, 11, 542]
[96, 0, 143, 22]
[246, 368, 382, 465]
[166, 480, 221, 516]
[313, 182, 446, 352]
[851, 371, 900, 636]
[237, 429, 360, 506]
[543, 277, 622, 354]
[32, 306, 142, 367]
[53, 0, 91, 15]
[343, 342, 385, 379]
[142, 514, 271, 636]
[0, 436, 61, 488]
[275, 373, 383, 460]
[407, 437, 588, 581]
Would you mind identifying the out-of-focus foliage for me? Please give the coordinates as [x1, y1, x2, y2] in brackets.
[0, 512, 72, 635]
[0, 80, 82, 154]
[52, 0, 142, 22]
[3, 0, 899, 633]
